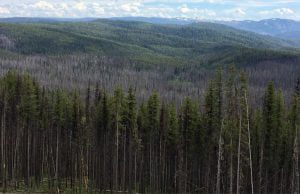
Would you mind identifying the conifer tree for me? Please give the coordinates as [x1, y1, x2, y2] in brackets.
[224, 65, 238, 194]
[179, 97, 199, 192]
[165, 104, 179, 192]
[121, 87, 137, 192]
[261, 81, 277, 193]
[111, 88, 124, 191]
[0, 72, 298, 193]
[236, 72, 254, 194]
[146, 92, 160, 192]
[291, 79, 300, 193]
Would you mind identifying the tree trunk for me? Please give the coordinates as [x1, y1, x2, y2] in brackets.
[27, 125, 31, 190]
[236, 114, 242, 194]
[229, 138, 233, 194]
[293, 125, 299, 194]
[216, 120, 224, 194]
[1, 101, 6, 192]
[55, 126, 60, 190]
[244, 92, 254, 194]
[115, 121, 119, 191]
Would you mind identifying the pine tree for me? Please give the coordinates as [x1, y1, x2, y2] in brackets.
[121, 87, 137, 192]
[94, 91, 110, 190]
[19, 75, 38, 188]
[236, 72, 254, 194]
[146, 92, 160, 192]
[179, 97, 199, 192]
[165, 104, 179, 192]
[291, 79, 300, 193]
[0, 72, 298, 193]
[224, 65, 238, 194]
[261, 81, 277, 193]
[137, 102, 147, 192]
[111, 88, 124, 191]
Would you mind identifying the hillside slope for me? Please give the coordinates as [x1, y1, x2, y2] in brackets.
[221, 18, 300, 40]
[0, 19, 299, 66]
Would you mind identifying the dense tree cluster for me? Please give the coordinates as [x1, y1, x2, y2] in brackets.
[0, 68, 299, 193]
[0, 20, 299, 67]
[1, 55, 300, 106]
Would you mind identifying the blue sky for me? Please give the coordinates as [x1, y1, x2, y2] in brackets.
[0, 0, 299, 20]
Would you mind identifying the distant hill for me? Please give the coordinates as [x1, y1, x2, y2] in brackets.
[0, 17, 97, 23]
[110, 17, 195, 25]
[0, 19, 299, 67]
[221, 18, 300, 40]
[110, 17, 300, 43]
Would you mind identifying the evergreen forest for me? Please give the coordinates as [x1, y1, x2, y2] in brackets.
[0, 68, 299, 193]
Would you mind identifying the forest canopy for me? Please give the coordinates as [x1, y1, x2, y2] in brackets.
[0, 69, 299, 193]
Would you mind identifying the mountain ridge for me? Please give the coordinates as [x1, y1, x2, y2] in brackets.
[0, 18, 299, 67]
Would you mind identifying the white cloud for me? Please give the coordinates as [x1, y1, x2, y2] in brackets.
[179, 4, 190, 14]
[59, 3, 69, 10]
[178, 4, 216, 18]
[0, 0, 299, 20]
[140, 6, 174, 18]
[121, 2, 141, 13]
[74, 2, 87, 11]
[0, 6, 10, 14]
[224, 8, 246, 16]
[31, 1, 54, 10]
[92, 3, 105, 15]
[235, 8, 246, 16]
[144, 0, 225, 3]
[260, 8, 295, 16]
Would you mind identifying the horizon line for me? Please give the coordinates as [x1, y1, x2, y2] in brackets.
[0, 16, 299, 22]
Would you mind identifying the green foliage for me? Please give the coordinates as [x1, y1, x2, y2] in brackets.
[262, 82, 279, 169]
[0, 71, 298, 193]
[0, 20, 299, 67]
[166, 104, 179, 146]
[146, 92, 160, 135]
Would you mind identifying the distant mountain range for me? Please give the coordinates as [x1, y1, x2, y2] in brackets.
[0, 18, 299, 67]
[220, 19, 300, 40]
[109, 17, 195, 25]
[1, 17, 300, 41]
[110, 17, 300, 41]
[109, 17, 300, 42]
[0, 17, 97, 23]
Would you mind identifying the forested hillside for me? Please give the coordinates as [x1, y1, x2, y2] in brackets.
[0, 19, 299, 66]
[0, 17, 299, 193]
[0, 19, 299, 105]
[221, 19, 300, 40]
[0, 70, 299, 193]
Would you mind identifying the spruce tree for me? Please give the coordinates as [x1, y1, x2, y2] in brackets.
[262, 81, 277, 193]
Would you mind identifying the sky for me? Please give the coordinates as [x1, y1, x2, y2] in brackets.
[0, 0, 300, 21]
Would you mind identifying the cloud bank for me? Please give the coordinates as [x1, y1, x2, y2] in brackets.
[0, 0, 299, 20]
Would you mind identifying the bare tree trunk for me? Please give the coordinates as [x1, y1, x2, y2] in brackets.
[149, 142, 152, 193]
[27, 126, 31, 191]
[122, 130, 126, 192]
[103, 134, 106, 190]
[236, 114, 242, 194]
[55, 127, 59, 190]
[13, 125, 20, 189]
[1, 101, 6, 192]
[115, 121, 119, 191]
[229, 138, 233, 194]
[134, 150, 137, 191]
[216, 120, 224, 194]
[184, 147, 187, 193]
[128, 130, 132, 193]
[280, 168, 283, 194]
[244, 92, 254, 194]
[293, 125, 299, 194]
[258, 145, 264, 194]
[177, 144, 184, 194]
